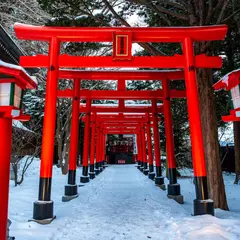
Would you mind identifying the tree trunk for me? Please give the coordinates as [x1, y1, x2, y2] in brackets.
[197, 68, 229, 210]
[234, 122, 240, 184]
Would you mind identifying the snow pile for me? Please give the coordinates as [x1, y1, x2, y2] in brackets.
[12, 120, 33, 132]
[8, 163, 240, 240]
[0, 59, 38, 85]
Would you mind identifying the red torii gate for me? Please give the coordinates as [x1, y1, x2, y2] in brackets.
[61, 79, 168, 201]
[80, 111, 159, 180]
[14, 23, 227, 221]
[57, 70, 185, 199]
[95, 113, 161, 179]
[100, 119, 151, 173]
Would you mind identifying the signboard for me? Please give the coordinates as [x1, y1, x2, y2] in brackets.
[113, 31, 132, 61]
[133, 134, 137, 154]
[118, 160, 126, 164]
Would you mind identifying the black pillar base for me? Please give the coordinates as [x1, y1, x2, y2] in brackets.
[149, 164, 154, 173]
[168, 183, 181, 196]
[148, 172, 155, 180]
[168, 194, 184, 204]
[99, 167, 103, 172]
[102, 161, 106, 169]
[143, 169, 149, 175]
[80, 176, 90, 183]
[167, 183, 184, 203]
[82, 166, 88, 176]
[89, 172, 96, 179]
[67, 170, 76, 185]
[95, 169, 100, 175]
[90, 164, 95, 173]
[33, 200, 54, 221]
[137, 161, 142, 169]
[64, 184, 78, 196]
[62, 194, 78, 202]
[139, 166, 144, 172]
[7, 219, 14, 240]
[168, 168, 177, 185]
[155, 176, 164, 186]
[193, 199, 214, 216]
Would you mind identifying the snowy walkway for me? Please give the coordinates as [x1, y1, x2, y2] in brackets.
[9, 163, 240, 240]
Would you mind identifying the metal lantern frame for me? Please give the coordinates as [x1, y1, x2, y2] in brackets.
[214, 69, 240, 122]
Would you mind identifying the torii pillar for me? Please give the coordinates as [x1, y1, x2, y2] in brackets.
[152, 100, 165, 189]
[183, 37, 214, 216]
[139, 124, 145, 172]
[100, 131, 106, 169]
[33, 37, 60, 221]
[99, 126, 104, 172]
[89, 113, 96, 179]
[141, 123, 148, 174]
[95, 124, 101, 175]
[80, 98, 91, 183]
[62, 78, 80, 202]
[146, 114, 155, 180]
[137, 132, 142, 169]
[162, 78, 183, 203]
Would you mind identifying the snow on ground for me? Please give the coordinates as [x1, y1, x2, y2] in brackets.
[9, 161, 240, 240]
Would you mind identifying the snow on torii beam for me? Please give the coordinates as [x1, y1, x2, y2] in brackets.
[14, 24, 227, 69]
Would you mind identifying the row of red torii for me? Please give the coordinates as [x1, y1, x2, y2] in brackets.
[0, 23, 228, 237]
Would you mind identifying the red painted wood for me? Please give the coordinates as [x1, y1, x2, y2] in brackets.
[162, 78, 176, 169]
[57, 89, 186, 99]
[68, 79, 80, 171]
[20, 55, 222, 69]
[14, 23, 227, 42]
[146, 115, 153, 165]
[183, 37, 206, 177]
[40, 38, 60, 178]
[90, 113, 96, 166]
[59, 70, 184, 80]
[0, 118, 12, 240]
[82, 99, 91, 167]
[152, 100, 161, 167]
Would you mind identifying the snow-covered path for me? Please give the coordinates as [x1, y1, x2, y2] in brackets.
[52, 165, 187, 240]
[9, 164, 240, 240]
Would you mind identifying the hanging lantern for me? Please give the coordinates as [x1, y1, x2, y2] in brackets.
[214, 69, 240, 121]
[0, 60, 37, 118]
[0, 82, 23, 108]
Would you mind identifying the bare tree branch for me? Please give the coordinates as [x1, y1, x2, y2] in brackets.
[102, 0, 166, 55]
[221, 7, 240, 23]
[156, 0, 187, 11]
[217, 0, 230, 24]
[205, 0, 213, 24]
